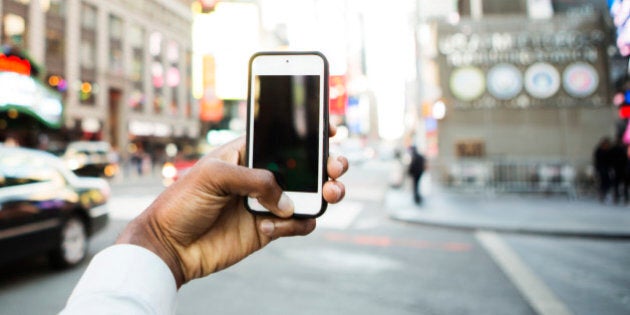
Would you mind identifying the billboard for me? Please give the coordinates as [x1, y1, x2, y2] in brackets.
[436, 14, 611, 109]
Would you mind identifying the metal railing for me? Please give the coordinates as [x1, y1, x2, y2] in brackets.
[441, 159, 594, 198]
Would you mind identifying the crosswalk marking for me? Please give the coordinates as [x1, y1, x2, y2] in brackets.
[107, 195, 155, 220]
[476, 231, 573, 315]
[317, 201, 362, 229]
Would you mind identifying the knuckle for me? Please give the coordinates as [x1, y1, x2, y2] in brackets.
[198, 156, 221, 169]
[257, 170, 277, 190]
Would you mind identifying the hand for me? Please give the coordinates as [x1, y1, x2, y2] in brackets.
[116, 125, 348, 288]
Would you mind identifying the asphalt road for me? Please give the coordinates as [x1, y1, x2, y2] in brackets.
[0, 160, 629, 315]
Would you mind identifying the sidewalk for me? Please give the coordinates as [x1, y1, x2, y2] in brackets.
[385, 182, 630, 239]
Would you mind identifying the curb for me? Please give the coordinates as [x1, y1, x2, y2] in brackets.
[388, 211, 630, 240]
[385, 188, 630, 240]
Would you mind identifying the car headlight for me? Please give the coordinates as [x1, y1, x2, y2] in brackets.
[66, 158, 81, 170]
[162, 162, 177, 179]
[104, 164, 118, 177]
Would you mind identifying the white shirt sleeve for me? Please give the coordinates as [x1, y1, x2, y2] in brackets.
[59, 244, 178, 315]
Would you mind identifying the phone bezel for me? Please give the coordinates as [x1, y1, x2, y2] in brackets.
[245, 51, 329, 218]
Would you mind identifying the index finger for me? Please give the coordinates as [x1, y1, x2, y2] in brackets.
[211, 123, 339, 166]
[197, 158, 294, 218]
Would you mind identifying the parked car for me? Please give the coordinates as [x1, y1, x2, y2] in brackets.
[0, 146, 110, 267]
[62, 141, 119, 178]
[161, 129, 241, 186]
[161, 153, 202, 186]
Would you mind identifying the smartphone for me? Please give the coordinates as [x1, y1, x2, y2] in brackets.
[245, 51, 329, 218]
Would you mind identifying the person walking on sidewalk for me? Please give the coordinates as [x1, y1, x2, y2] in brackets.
[407, 145, 426, 205]
[594, 136, 613, 203]
[610, 138, 629, 204]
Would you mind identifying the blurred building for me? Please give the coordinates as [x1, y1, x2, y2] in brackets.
[419, 0, 618, 193]
[0, 0, 198, 158]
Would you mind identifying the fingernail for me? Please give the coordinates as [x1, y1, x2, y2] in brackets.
[336, 156, 347, 171]
[277, 193, 294, 215]
[333, 160, 343, 174]
[260, 220, 275, 236]
[331, 184, 342, 199]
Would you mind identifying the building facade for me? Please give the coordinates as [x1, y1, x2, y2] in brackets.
[421, 0, 618, 193]
[0, 0, 198, 156]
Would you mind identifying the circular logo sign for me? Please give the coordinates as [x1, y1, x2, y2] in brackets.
[524, 63, 560, 99]
[562, 62, 599, 98]
[487, 64, 523, 100]
[449, 67, 485, 101]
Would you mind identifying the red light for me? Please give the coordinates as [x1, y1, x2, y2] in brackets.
[329, 75, 347, 115]
[0, 54, 31, 75]
[619, 106, 630, 119]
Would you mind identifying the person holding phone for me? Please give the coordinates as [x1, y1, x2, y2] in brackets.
[60, 130, 348, 315]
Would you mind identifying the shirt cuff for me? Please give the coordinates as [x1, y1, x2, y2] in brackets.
[65, 244, 177, 315]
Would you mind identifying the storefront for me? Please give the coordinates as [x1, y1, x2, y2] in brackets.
[0, 51, 64, 151]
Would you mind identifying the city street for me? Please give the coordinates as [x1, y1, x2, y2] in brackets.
[0, 160, 629, 315]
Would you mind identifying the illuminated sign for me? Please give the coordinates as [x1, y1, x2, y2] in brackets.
[449, 67, 485, 101]
[0, 72, 63, 128]
[562, 62, 599, 98]
[0, 54, 31, 76]
[329, 75, 347, 115]
[524, 62, 560, 99]
[487, 64, 522, 100]
[437, 15, 610, 109]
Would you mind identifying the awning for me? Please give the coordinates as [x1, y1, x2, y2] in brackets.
[0, 71, 63, 129]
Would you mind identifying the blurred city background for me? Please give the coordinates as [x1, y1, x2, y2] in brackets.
[1, 0, 629, 314]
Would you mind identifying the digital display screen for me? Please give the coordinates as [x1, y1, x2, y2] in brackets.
[253, 75, 320, 192]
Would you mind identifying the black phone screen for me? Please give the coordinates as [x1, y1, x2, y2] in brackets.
[252, 75, 321, 192]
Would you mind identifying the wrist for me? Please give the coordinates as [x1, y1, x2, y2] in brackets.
[116, 214, 186, 288]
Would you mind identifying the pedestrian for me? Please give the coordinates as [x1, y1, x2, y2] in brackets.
[593, 136, 613, 203]
[407, 145, 426, 205]
[610, 138, 630, 204]
[59, 126, 349, 314]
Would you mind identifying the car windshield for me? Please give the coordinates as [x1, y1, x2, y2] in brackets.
[0, 150, 64, 188]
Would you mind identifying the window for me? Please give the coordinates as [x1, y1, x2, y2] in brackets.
[45, 0, 65, 83]
[109, 15, 123, 75]
[0, 152, 65, 188]
[79, 3, 97, 105]
[45, 27, 65, 80]
[167, 40, 180, 115]
[80, 40, 95, 69]
[129, 25, 144, 48]
[46, 28, 64, 57]
[483, 0, 525, 15]
[185, 51, 193, 118]
[109, 15, 123, 40]
[81, 3, 97, 30]
[129, 25, 145, 112]
[79, 80, 96, 104]
[42, 0, 65, 16]
[150, 32, 164, 114]
[458, 0, 527, 16]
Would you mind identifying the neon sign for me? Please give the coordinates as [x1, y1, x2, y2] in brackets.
[0, 54, 31, 76]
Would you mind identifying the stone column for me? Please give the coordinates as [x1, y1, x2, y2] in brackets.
[28, 0, 45, 66]
[64, 0, 80, 128]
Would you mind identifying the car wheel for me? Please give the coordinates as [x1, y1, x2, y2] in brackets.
[50, 215, 88, 268]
